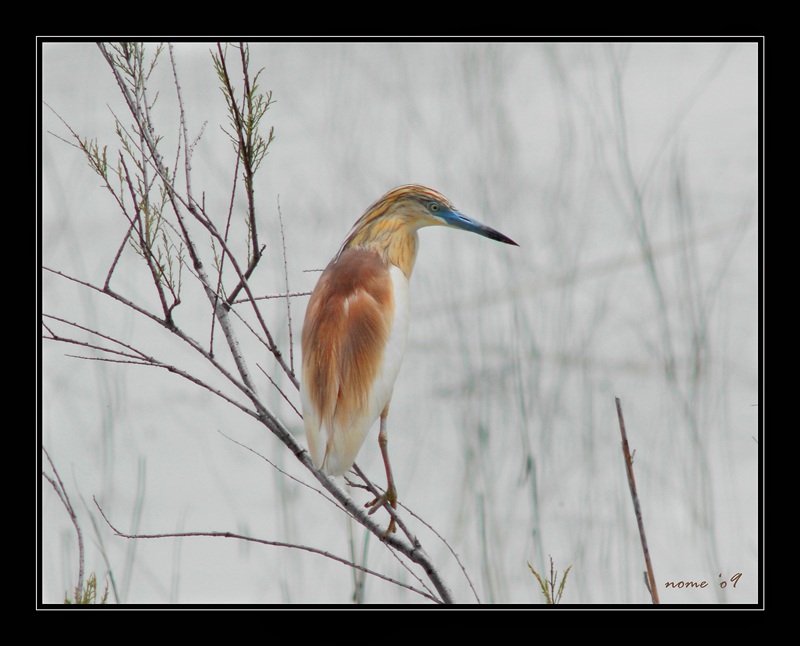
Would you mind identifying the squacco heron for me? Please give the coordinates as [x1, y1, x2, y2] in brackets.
[301, 184, 517, 534]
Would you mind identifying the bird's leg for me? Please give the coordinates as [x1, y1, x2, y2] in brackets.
[365, 406, 398, 535]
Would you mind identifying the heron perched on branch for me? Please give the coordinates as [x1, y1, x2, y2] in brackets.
[301, 184, 518, 534]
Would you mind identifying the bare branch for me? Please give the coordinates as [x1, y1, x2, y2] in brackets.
[277, 198, 295, 373]
[42, 448, 85, 600]
[616, 397, 659, 604]
[94, 497, 441, 603]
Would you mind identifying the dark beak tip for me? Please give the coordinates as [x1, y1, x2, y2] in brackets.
[492, 232, 519, 247]
[486, 227, 518, 247]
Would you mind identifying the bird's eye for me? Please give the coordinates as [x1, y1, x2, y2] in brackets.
[429, 201, 440, 212]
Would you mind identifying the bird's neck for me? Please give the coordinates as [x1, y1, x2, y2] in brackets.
[341, 217, 419, 278]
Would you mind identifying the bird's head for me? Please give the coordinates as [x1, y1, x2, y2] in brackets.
[342, 185, 519, 253]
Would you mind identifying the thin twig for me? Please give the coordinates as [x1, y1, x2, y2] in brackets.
[42, 448, 85, 600]
[277, 197, 295, 373]
[258, 365, 302, 419]
[233, 291, 311, 304]
[218, 431, 337, 507]
[401, 495, 481, 603]
[42, 288, 266, 424]
[94, 497, 440, 603]
[211, 129, 241, 359]
[615, 397, 659, 604]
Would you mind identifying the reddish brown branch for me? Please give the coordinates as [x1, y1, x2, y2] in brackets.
[615, 397, 660, 604]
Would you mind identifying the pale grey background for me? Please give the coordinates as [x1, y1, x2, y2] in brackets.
[41, 41, 760, 605]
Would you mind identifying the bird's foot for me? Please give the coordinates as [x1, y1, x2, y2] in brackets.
[366, 491, 397, 536]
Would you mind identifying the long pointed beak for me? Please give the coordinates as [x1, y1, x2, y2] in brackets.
[441, 209, 519, 246]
